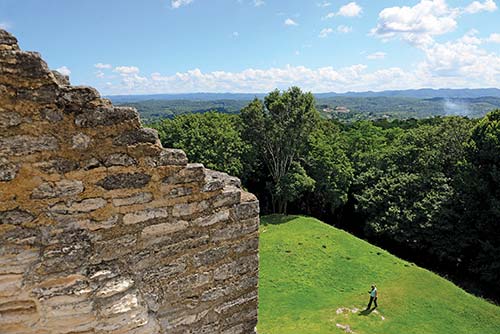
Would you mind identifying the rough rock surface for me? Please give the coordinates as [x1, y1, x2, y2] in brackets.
[0, 29, 259, 334]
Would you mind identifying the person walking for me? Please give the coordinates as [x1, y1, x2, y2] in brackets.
[367, 284, 378, 310]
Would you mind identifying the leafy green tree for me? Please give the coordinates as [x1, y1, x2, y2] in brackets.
[153, 112, 248, 176]
[273, 162, 315, 214]
[451, 110, 500, 297]
[241, 87, 319, 213]
[304, 120, 353, 215]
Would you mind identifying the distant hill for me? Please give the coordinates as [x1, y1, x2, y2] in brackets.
[107, 88, 500, 103]
[315, 88, 500, 99]
[258, 215, 500, 334]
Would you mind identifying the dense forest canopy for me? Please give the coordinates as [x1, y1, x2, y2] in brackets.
[152, 87, 500, 303]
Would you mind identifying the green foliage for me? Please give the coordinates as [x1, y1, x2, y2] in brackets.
[152, 112, 248, 176]
[258, 215, 500, 334]
[241, 87, 319, 213]
[304, 120, 353, 214]
[273, 162, 315, 213]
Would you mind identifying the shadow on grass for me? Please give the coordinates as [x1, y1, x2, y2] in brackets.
[261, 214, 299, 226]
[358, 308, 376, 316]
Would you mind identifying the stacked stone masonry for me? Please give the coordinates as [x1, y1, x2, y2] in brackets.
[0, 29, 259, 334]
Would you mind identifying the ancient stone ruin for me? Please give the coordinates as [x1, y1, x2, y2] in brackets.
[0, 29, 259, 333]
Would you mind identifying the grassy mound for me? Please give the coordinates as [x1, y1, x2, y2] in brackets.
[257, 215, 500, 334]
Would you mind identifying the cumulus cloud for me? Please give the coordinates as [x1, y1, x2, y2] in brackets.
[418, 36, 500, 84]
[337, 25, 352, 34]
[324, 2, 362, 19]
[171, 0, 193, 9]
[371, 0, 498, 46]
[487, 33, 500, 43]
[337, 2, 362, 17]
[319, 28, 333, 38]
[464, 0, 497, 14]
[367, 52, 387, 60]
[114, 66, 140, 75]
[371, 0, 458, 45]
[56, 66, 71, 76]
[317, 1, 331, 8]
[284, 18, 298, 26]
[94, 63, 112, 69]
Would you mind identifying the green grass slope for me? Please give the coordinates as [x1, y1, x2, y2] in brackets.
[258, 215, 500, 334]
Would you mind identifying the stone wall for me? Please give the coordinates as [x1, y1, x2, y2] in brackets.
[0, 29, 259, 334]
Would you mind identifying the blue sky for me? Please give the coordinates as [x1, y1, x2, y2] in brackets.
[1, 0, 500, 94]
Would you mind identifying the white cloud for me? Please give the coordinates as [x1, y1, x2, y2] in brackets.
[371, 0, 458, 45]
[464, 0, 497, 14]
[0, 22, 10, 30]
[284, 18, 298, 26]
[317, 1, 331, 7]
[56, 66, 71, 76]
[171, 0, 193, 9]
[324, 2, 362, 19]
[96, 71, 105, 78]
[337, 25, 352, 34]
[94, 63, 112, 69]
[417, 36, 500, 86]
[323, 12, 335, 19]
[319, 28, 333, 38]
[232, 31, 239, 37]
[254, 0, 265, 7]
[338, 2, 362, 17]
[114, 66, 140, 75]
[367, 52, 387, 60]
[487, 33, 500, 43]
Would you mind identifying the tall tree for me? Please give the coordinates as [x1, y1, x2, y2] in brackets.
[241, 87, 319, 213]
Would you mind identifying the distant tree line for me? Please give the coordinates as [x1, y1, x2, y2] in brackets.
[152, 87, 500, 303]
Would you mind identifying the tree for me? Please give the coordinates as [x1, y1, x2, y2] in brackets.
[452, 110, 500, 298]
[153, 112, 248, 177]
[304, 120, 353, 216]
[241, 87, 319, 213]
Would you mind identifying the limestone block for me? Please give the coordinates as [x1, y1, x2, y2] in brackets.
[123, 207, 169, 225]
[97, 173, 151, 190]
[113, 128, 160, 146]
[0, 135, 58, 156]
[104, 153, 137, 167]
[31, 179, 84, 199]
[112, 192, 153, 207]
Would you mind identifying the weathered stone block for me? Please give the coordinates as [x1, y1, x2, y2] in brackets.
[172, 200, 209, 217]
[50, 198, 106, 214]
[0, 111, 22, 128]
[71, 133, 91, 150]
[0, 158, 18, 181]
[0, 135, 58, 156]
[97, 173, 151, 190]
[31, 179, 84, 199]
[163, 163, 205, 184]
[113, 128, 159, 146]
[104, 153, 137, 167]
[123, 207, 169, 225]
[75, 106, 138, 127]
[0, 209, 35, 225]
[156, 148, 188, 166]
[112, 192, 153, 207]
